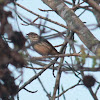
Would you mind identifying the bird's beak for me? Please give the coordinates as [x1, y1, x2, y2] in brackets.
[26, 34, 29, 39]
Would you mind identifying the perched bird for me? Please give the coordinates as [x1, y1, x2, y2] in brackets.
[27, 32, 59, 55]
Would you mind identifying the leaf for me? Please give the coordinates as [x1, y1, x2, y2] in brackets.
[92, 57, 97, 68]
[80, 45, 87, 65]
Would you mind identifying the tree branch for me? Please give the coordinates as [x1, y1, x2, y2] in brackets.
[41, 0, 100, 54]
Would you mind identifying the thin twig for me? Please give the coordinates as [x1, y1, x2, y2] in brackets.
[95, 83, 100, 94]
[30, 53, 94, 60]
[30, 63, 51, 99]
[15, 3, 68, 29]
[18, 57, 59, 92]
[24, 88, 38, 93]
[56, 81, 81, 98]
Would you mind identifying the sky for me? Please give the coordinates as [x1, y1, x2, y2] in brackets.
[7, 0, 100, 100]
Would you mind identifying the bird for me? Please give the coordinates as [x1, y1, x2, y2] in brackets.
[27, 32, 59, 55]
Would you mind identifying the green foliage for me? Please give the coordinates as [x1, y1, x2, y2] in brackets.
[75, 46, 87, 66]
[97, 48, 100, 57]
[92, 57, 97, 68]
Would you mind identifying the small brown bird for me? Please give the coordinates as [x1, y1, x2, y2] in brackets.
[27, 32, 59, 55]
